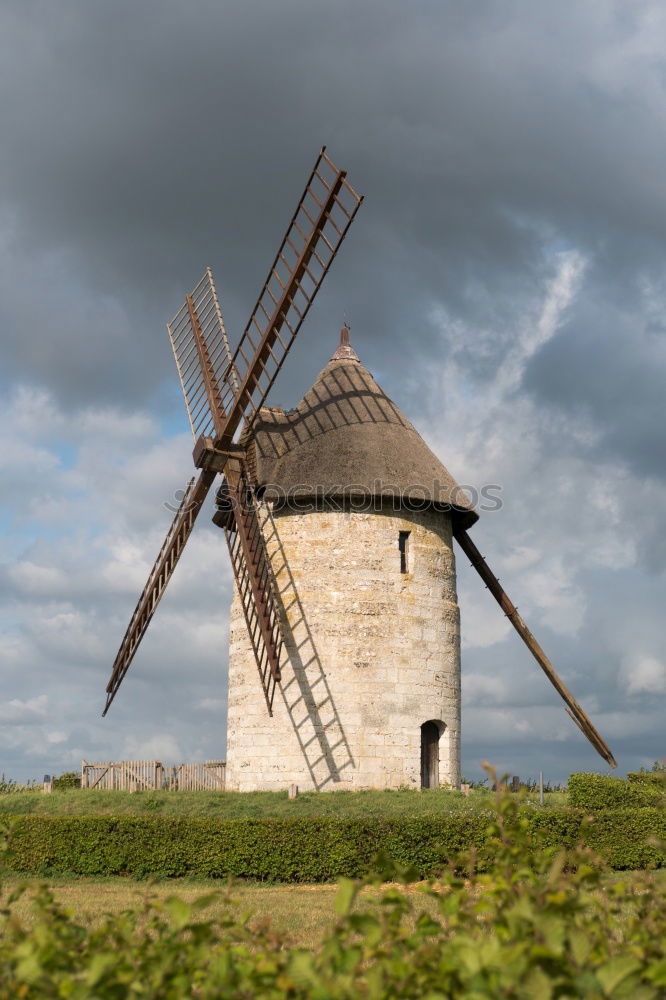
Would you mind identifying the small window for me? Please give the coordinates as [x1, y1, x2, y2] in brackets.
[398, 531, 410, 574]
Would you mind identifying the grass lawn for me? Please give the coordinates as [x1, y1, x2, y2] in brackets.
[3, 871, 664, 949]
[1, 875, 342, 948]
[0, 786, 568, 818]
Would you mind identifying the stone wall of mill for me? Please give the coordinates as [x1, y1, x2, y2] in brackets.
[225, 500, 461, 792]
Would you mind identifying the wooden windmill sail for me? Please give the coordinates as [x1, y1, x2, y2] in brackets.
[104, 148, 363, 716]
[103, 148, 616, 769]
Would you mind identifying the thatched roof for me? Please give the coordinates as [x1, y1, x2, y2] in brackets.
[244, 331, 478, 528]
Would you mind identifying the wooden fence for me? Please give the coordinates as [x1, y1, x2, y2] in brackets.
[81, 760, 226, 791]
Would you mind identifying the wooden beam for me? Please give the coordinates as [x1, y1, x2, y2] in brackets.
[453, 525, 617, 768]
[218, 168, 347, 446]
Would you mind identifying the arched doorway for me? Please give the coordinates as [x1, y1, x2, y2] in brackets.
[420, 721, 442, 788]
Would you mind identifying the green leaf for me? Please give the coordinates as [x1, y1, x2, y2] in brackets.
[85, 952, 117, 987]
[347, 911, 383, 949]
[569, 929, 593, 967]
[190, 892, 221, 911]
[287, 951, 317, 988]
[646, 958, 666, 987]
[334, 878, 358, 917]
[522, 967, 554, 1000]
[596, 957, 642, 996]
[14, 952, 43, 986]
[165, 896, 191, 929]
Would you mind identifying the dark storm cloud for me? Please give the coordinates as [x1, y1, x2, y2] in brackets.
[523, 284, 666, 480]
[2, 0, 666, 413]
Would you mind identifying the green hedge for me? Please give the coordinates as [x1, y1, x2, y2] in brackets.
[628, 771, 666, 788]
[569, 772, 666, 809]
[4, 808, 665, 881]
[530, 808, 666, 869]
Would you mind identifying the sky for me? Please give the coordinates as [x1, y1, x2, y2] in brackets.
[0, 0, 664, 784]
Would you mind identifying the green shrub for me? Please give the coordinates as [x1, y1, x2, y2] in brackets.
[4, 806, 664, 881]
[0, 772, 665, 998]
[569, 772, 665, 809]
[4, 813, 488, 881]
[52, 771, 81, 790]
[628, 771, 666, 789]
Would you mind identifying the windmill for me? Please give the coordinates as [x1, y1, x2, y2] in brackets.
[104, 148, 616, 789]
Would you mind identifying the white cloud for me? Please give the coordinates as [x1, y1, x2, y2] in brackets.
[46, 731, 68, 745]
[622, 655, 666, 696]
[0, 695, 48, 725]
[198, 698, 227, 712]
[463, 706, 537, 742]
[28, 610, 106, 662]
[493, 250, 587, 400]
[8, 561, 70, 597]
[0, 383, 233, 779]
[458, 591, 512, 649]
[121, 733, 184, 762]
[462, 673, 508, 706]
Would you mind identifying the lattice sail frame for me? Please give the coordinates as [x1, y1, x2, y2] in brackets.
[103, 470, 215, 715]
[221, 460, 284, 715]
[104, 148, 363, 718]
[227, 148, 363, 433]
[167, 268, 238, 441]
[172, 150, 364, 451]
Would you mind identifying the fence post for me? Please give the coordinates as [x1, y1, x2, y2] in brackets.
[512, 776, 520, 793]
[539, 771, 544, 805]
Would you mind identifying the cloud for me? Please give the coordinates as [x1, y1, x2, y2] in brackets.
[0, 1, 664, 782]
[0, 696, 48, 725]
[0, 383, 231, 779]
[121, 734, 184, 763]
[198, 698, 227, 713]
[622, 655, 666, 696]
[46, 731, 68, 745]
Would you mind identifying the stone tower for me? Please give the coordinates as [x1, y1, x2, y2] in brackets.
[220, 329, 477, 792]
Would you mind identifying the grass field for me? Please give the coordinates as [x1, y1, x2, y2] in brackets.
[3, 871, 664, 948]
[1, 875, 342, 947]
[0, 786, 568, 818]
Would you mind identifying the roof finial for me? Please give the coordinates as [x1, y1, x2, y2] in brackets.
[331, 318, 359, 362]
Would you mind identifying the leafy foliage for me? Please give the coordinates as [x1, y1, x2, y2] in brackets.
[0, 768, 665, 998]
[569, 772, 666, 809]
[52, 771, 81, 790]
[3, 803, 664, 882]
[628, 770, 666, 789]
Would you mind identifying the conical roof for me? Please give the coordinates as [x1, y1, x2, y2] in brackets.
[247, 329, 478, 528]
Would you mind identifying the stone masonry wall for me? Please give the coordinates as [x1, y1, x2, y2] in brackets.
[225, 501, 461, 791]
